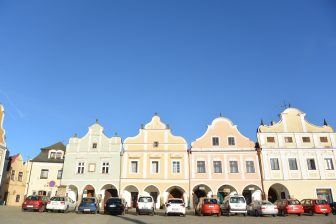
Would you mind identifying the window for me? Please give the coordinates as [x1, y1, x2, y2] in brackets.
[77, 162, 85, 174]
[302, 137, 311, 143]
[228, 137, 235, 146]
[55, 151, 63, 159]
[153, 141, 159, 148]
[267, 137, 275, 143]
[213, 161, 222, 173]
[284, 137, 293, 143]
[270, 158, 280, 170]
[197, 161, 206, 173]
[49, 151, 56, 159]
[325, 158, 334, 170]
[15, 195, 20, 203]
[288, 158, 298, 170]
[131, 161, 138, 173]
[57, 170, 63, 179]
[246, 161, 255, 173]
[18, 172, 23, 182]
[11, 170, 15, 181]
[102, 162, 109, 174]
[307, 159, 316, 170]
[40, 169, 49, 179]
[151, 161, 159, 173]
[320, 137, 328, 143]
[92, 143, 97, 149]
[212, 137, 219, 146]
[229, 161, 238, 173]
[172, 161, 180, 173]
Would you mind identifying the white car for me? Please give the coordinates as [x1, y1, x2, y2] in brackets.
[221, 194, 247, 216]
[136, 196, 155, 215]
[46, 196, 76, 213]
[165, 198, 186, 216]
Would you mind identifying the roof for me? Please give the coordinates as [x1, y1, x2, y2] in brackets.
[31, 142, 66, 163]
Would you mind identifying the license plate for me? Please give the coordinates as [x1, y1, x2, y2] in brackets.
[27, 205, 33, 208]
[209, 205, 214, 208]
[110, 205, 116, 208]
[84, 209, 90, 212]
[172, 208, 178, 211]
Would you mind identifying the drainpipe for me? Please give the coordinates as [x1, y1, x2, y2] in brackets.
[188, 147, 191, 209]
[255, 142, 266, 200]
[119, 144, 124, 197]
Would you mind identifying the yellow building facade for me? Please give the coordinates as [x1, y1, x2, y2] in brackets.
[121, 115, 189, 209]
[258, 108, 336, 203]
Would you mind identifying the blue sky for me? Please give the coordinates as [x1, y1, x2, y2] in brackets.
[0, 0, 335, 159]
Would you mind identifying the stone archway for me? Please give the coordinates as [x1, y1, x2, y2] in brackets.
[268, 183, 290, 203]
[144, 185, 160, 209]
[192, 184, 213, 207]
[83, 185, 95, 198]
[164, 186, 187, 206]
[99, 184, 118, 206]
[123, 185, 139, 208]
[217, 185, 237, 204]
[242, 185, 262, 205]
[66, 185, 78, 202]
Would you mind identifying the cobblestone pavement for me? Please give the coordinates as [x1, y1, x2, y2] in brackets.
[1, 206, 336, 224]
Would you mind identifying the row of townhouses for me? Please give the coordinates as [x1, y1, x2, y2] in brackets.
[0, 105, 335, 210]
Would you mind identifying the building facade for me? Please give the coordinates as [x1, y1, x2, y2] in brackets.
[25, 142, 66, 198]
[121, 115, 189, 209]
[190, 116, 262, 207]
[257, 108, 336, 203]
[0, 104, 9, 199]
[61, 122, 122, 207]
[2, 154, 27, 206]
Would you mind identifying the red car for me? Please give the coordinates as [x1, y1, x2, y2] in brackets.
[301, 199, 331, 216]
[195, 198, 221, 216]
[22, 195, 49, 212]
[274, 199, 304, 216]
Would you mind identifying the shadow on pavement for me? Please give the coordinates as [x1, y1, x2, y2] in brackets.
[114, 215, 148, 224]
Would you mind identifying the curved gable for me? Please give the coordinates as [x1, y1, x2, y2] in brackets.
[0, 104, 5, 146]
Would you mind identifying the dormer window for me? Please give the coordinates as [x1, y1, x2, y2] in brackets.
[153, 141, 159, 148]
[228, 137, 235, 146]
[302, 137, 311, 143]
[284, 137, 293, 143]
[49, 150, 63, 159]
[92, 143, 97, 149]
[49, 151, 56, 159]
[212, 137, 219, 146]
[56, 151, 63, 159]
[267, 137, 275, 143]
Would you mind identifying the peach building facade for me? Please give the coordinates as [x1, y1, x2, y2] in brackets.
[190, 116, 262, 207]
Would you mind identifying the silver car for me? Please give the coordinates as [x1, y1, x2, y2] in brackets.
[247, 200, 278, 217]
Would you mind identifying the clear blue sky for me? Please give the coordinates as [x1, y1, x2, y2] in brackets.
[0, 0, 335, 159]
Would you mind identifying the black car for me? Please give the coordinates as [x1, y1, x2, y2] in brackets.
[104, 197, 127, 215]
[330, 202, 336, 215]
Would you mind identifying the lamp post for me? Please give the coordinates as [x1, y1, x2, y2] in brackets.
[255, 142, 266, 200]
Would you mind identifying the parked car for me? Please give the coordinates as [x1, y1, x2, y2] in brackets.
[104, 197, 127, 215]
[221, 194, 247, 216]
[301, 199, 331, 216]
[46, 196, 76, 213]
[274, 199, 304, 216]
[247, 200, 278, 217]
[330, 202, 336, 215]
[136, 196, 155, 215]
[77, 197, 99, 214]
[195, 197, 221, 216]
[22, 195, 49, 212]
[165, 198, 186, 216]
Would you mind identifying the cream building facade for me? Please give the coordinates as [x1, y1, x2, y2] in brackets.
[257, 108, 336, 203]
[61, 122, 122, 206]
[25, 142, 66, 198]
[121, 115, 189, 209]
[190, 116, 262, 207]
[0, 104, 9, 196]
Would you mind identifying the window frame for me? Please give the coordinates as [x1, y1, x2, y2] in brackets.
[245, 160, 255, 173]
[307, 158, 316, 170]
[172, 160, 181, 174]
[270, 158, 280, 170]
[213, 160, 222, 173]
[288, 158, 298, 170]
[325, 158, 334, 170]
[130, 160, 139, 174]
[151, 160, 159, 174]
[229, 160, 239, 173]
[77, 162, 85, 174]
[197, 161, 206, 173]
[101, 162, 110, 174]
[40, 169, 49, 179]
[212, 137, 219, 146]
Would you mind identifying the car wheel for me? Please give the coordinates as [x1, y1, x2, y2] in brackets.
[217, 213, 220, 217]
[22, 209, 26, 212]
[243, 213, 246, 217]
[325, 213, 329, 216]
[298, 213, 301, 216]
[272, 214, 275, 217]
[255, 210, 259, 217]
[281, 210, 285, 216]
[39, 206, 45, 213]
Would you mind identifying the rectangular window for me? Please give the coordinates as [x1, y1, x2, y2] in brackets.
[77, 162, 85, 174]
[228, 137, 235, 146]
[320, 137, 328, 143]
[212, 137, 219, 146]
[18, 172, 23, 182]
[151, 161, 159, 173]
[57, 170, 63, 179]
[153, 141, 159, 148]
[270, 158, 280, 170]
[55, 151, 63, 159]
[213, 161, 222, 173]
[49, 151, 56, 159]
[246, 161, 255, 173]
[92, 143, 97, 149]
[307, 159, 316, 170]
[288, 158, 298, 170]
[267, 137, 275, 143]
[15, 195, 20, 203]
[302, 137, 311, 143]
[131, 161, 138, 173]
[102, 162, 109, 174]
[229, 161, 239, 173]
[197, 161, 206, 173]
[172, 161, 181, 173]
[325, 158, 334, 170]
[40, 169, 49, 179]
[11, 170, 15, 181]
[284, 137, 293, 143]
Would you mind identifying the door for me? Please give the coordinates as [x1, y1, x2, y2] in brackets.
[131, 192, 138, 208]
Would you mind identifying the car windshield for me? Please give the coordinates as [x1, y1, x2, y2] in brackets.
[138, 197, 152, 203]
[82, 198, 96, 203]
[168, 199, 183, 204]
[230, 197, 245, 203]
[50, 197, 65, 201]
[316, 200, 328, 205]
[107, 198, 121, 204]
[27, 196, 39, 201]
[288, 200, 300, 205]
[204, 198, 218, 204]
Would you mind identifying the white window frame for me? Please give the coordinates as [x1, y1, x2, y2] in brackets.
[150, 160, 160, 174]
[270, 158, 280, 170]
[229, 160, 239, 173]
[196, 160, 206, 173]
[245, 160, 255, 173]
[77, 162, 85, 174]
[227, 136, 235, 146]
[212, 136, 220, 146]
[101, 162, 110, 174]
[213, 160, 222, 173]
[172, 160, 181, 174]
[325, 158, 334, 170]
[130, 160, 139, 174]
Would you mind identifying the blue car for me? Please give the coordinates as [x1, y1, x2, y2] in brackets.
[77, 197, 99, 214]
